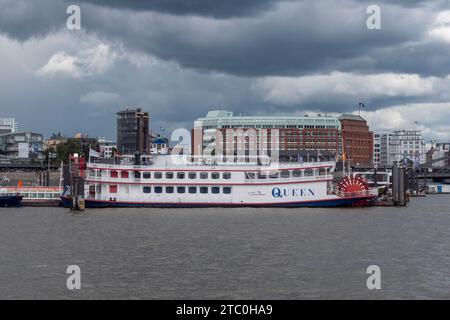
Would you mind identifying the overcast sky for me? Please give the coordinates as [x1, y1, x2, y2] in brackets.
[1, 0, 450, 141]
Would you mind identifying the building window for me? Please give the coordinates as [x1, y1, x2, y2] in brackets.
[223, 172, 231, 179]
[223, 187, 232, 194]
[188, 186, 197, 194]
[110, 171, 118, 178]
[143, 172, 151, 179]
[109, 185, 118, 193]
[166, 186, 174, 193]
[211, 172, 220, 179]
[177, 186, 186, 193]
[154, 172, 162, 179]
[188, 172, 197, 179]
[143, 186, 151, 193]
[166, 172, 174, 179]
[200, 172, 208, 179]
[200, 186, 208, 194]
[212, 187, 220, 194]
[121, 171, 129, 179]
[177, 172, 185, 179]
[155, 186, 163, 193]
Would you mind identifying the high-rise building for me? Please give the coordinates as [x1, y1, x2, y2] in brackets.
[117, 108, 149, 155]
[193, 110, 342, 163]
[389, 130, 426, 165]
[373, 131, 393, 168]
[0, 117, 19, 134]
[338, 114, 373, 167]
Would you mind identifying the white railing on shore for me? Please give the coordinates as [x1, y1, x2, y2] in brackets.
[0, 187, 62, 199]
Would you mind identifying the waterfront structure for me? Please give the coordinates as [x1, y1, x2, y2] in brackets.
[117, 108, 149, 155]
[428, 142, 450, 168]
[373, 133, 381, 168]
[44, 133, 67, 152]
[0, 131, 45, 162]
[388, 130, 426, 166]
[338, 114, 373, 167]
[98, 138, 117, 158]
[150, 135, 169, 155]
[60, 154, 377, 208]
[372, 131, 394, 168]
[193, 110, 342, 163]
[0, 118, 18, 134]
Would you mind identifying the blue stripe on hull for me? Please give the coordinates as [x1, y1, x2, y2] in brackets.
[60, 197, 376, 208]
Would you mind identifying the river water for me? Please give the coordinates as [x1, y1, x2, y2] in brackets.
[1, 195, 449, 299]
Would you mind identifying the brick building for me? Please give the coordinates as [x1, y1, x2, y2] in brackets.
[338, 114, 373, 167]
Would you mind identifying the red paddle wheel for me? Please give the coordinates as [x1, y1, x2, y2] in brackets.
[337, 174, 371, 206]
[337, 174, 369, 193]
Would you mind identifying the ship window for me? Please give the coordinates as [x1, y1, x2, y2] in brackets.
[223, 172, 231, 179]
[246, 172, 256, 179]
[212, 187, 220, 194]
[121, 171, 129, 179]
[109, 185, 118, 193]
[200, 186, 208, 194]
[177, 186, 186, 193]
[292, 170, 302, 177]
[188, 186, 197, 194]
[188, 172, 197, 179]
[258, 172, 267, 179]
[177, 172, 185, 179]
[319, 168, 326, 176]
[143, 186, 151, 193]
[305, 169, 314, 176]
[143, 172, 151, 179]
[154, 172, 163, 179]
[269, 172, 279, 179]
[211, 172, 220, 179]
[281, 171, 290, 178]
[223, 187, 232, 194]
[110, 171, 118, 178]
[166, 172, 174, 179]
[166, 186, 174, 193]
[155, 186, 163, 193]
[200, 172, 208, 179]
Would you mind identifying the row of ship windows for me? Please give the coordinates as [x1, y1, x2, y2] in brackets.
[102, 168, 330, 180]
[141, 186, 232, 194]
[108, 171, 232, 180]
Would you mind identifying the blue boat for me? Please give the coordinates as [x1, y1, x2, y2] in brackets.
[0, 195, 23, 207]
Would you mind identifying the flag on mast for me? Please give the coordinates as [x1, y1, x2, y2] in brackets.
[89, 148, 101, 159]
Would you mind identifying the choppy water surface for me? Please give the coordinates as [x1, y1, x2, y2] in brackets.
[1, 195, 449, 299]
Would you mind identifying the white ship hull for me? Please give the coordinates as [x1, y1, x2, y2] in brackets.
[61, 157, 377, 208]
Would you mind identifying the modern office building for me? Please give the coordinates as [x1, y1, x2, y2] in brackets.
[193, 110, 342, 163]
[388, 130, 426, 165]
[0, 117, 18, 134]
[98, 138, 117, 158]
[0, 131, 44, 162]
[338, 114, 374, 167]
[117, 108, 150, 155]
[372, 131, 394, 168]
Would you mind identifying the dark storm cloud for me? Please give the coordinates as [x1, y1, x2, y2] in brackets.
[73, 0, 285, 18]
[77, 0, 443, 77]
